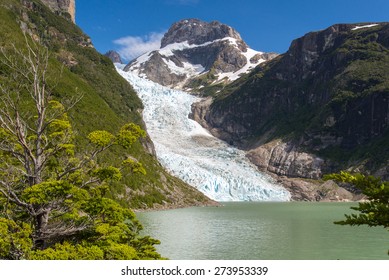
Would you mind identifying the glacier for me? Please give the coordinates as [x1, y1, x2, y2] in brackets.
[117, 67, 290, 201]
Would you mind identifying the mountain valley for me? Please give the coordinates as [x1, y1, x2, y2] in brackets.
[2, 0, 389, 262]
[118, 19, 389, 201]
[2, 0, 388, 206]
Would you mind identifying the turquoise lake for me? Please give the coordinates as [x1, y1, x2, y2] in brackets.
[137, 202, 389, 260]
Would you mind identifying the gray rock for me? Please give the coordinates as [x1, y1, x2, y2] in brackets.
[161, 19, 244, 48]
[104, 50, 123, 64]
[40, 0, 75, 23]
[276, 177, 361, 202]
[246, 140, 327, 179]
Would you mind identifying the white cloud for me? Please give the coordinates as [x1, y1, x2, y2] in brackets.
[114, 32, 165, 61]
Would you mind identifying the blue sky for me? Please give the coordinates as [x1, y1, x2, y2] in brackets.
[76, 0, 389, 62]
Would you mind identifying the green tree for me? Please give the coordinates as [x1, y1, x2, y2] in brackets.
[325, 171, 389, 254]
[0, 36, 161, 259]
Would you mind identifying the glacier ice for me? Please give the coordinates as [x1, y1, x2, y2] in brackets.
[117, 68, 290, 201]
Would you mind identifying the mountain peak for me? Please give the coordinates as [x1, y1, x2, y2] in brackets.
[125, 19, 276, 91]
[161, 18, 244, 48]
[105, 50, 122, 64]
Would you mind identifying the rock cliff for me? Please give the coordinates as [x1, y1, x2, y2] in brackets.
[40, 0, 75, 23]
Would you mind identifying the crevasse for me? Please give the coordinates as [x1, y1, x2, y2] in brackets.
[117, 67, 290, 201]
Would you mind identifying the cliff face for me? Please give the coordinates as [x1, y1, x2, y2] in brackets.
[195, 23, 389, 180]
[40, 0, 75, 23]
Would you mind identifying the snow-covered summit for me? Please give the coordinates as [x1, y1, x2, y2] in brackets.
[161, 18, 243, 47]
[124, 19, 277, 90]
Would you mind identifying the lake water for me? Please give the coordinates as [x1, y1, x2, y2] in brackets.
[137, 202, 389, 260]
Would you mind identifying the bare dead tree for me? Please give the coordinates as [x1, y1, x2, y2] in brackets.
[0, 34, 84, 249]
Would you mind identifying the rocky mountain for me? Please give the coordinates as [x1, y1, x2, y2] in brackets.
[105, 50, 123, 63]
[193, 22, 389, 181]
[124, 19, 277, 92]
[40, 0, 75, 22]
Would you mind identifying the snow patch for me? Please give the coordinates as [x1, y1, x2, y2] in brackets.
[216, 47, 265, 82]
[161, 57, 205, 77]
[352, 24, 379, 30]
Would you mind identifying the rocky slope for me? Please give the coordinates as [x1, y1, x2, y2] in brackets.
[1, 0, 216, 210]
[194, 22, 389, 184]
[124, 19, 277, 92]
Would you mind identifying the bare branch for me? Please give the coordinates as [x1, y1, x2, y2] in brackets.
[38, 220, 92, 241]
[0, 182, 33, 214]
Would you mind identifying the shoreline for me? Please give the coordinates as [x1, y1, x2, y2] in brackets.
[132, 196, 363, 213]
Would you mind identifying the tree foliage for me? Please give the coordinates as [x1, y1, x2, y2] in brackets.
[0, 35, 161, 259]
[325, 171, 389, 254]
